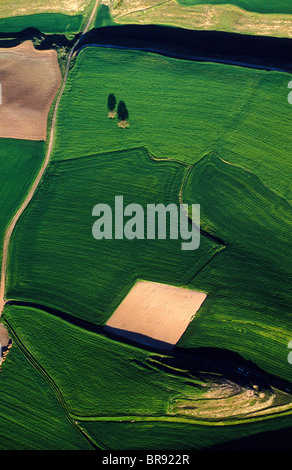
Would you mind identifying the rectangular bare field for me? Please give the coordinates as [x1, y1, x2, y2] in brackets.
[105, 280, 207, 350]
[0, 41, 61, 141]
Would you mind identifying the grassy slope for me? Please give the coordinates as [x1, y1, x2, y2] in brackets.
[176, 0, 292, 15]
[53, 47, 292, 201]
[0, 340, 91, 450]
[0, 140, 44, 266]
[3, 304, 206, 418]
[6, 148, 218, 325]
[3, 304, 292, 449]
[179, 153, 292, 382]
[5, 145, 292, 383]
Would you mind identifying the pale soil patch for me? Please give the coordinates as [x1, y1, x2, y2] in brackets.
[235, 14, 292, 38]
[174, 382, 292, 420]
[108, 110, 117, 118]
[118, 120, 130, 128]
[105, 280, 207, 349]
[0, 0, 90, 17]
[0, 323, 11, 367]
[0, 323, 9, 349]
[0, 41, 62, 141]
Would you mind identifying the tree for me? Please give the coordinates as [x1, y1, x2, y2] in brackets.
[107, 93, 117, 112]
[117, 100, 129, 121]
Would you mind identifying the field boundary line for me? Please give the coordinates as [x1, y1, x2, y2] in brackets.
[52, 145, 191, 166]
[69, 405, 292, 426]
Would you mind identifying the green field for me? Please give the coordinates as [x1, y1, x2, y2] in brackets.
[3, 304, 205, 418]
[5, 143, 292, 384]
[0, 0, 93, 34]
[0, 13, 83, 34]
[5, 47, 292, 383]
[180, 153, 292, 382]
[176, 0, 292, 14]
[1, 11, 292, 448]
[108, 1, 292, 39]
[0, 339, 92, 450]
[53, 47, 292, 201]
[81, 416, 292, 450]
[0, 140, 44, 266]
[3, 304, 292, 449]
[6, 148, 218, 325]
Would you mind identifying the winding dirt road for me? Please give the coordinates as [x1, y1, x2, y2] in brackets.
[0, 0, 101, 316]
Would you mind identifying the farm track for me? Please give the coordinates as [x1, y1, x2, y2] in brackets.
[0, 0, 101, 317]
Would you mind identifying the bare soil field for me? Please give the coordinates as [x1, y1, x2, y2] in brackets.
[0, 41, 61, 141]
[105, 281, 207, 349]
[0, 323, 9, 349]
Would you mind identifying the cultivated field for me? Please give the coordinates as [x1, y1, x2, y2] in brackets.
[176, 0, 292, 14]
[4, 304, 204, 418]
[1, 0, 292, 37]
[82, 415, 292, 450]
[180, 153, 292, 382]
[6, 46, 292, 384]
[54, 47, 292, 201]
[0, 339, 92, 450]
[0, 0, 291, 451]
[3, 303, 292, 449]
[109, 0, 292, 38]
[0, 41, 61, 141]
[105, 281, 207, 349]
[6, 149, 218, 325]
[0, 0, 94, 34]
[0, 0, 92, 17]
[0, 139, 44, 267]
[110, 0, 292, 17]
